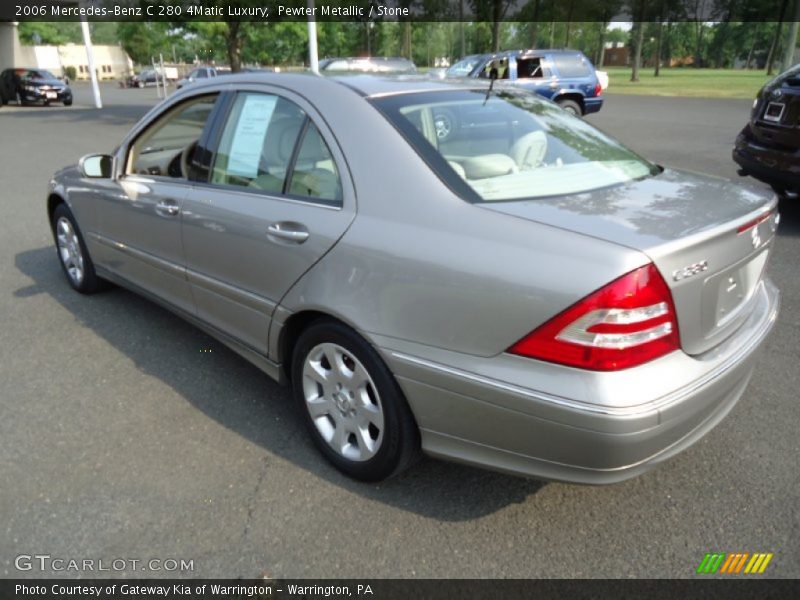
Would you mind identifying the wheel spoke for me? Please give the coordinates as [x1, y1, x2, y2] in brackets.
[307, 397, 332, 419]
[357, 400, 382, 428]
[354, 425, 377, 459]
[330, 421, 348, 454]
[350, 362, 370, 388]
[332, 347, 352, 380]
[303, 358, 330, 387]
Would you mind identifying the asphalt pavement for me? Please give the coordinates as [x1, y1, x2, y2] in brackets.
[1, 83, 798, 579]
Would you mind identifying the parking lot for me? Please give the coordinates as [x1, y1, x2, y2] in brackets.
[1, 82, 798, 578]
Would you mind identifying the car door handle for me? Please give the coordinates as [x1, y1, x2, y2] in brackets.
[267, 222, 309, 243]
[156, 199, 180, 217]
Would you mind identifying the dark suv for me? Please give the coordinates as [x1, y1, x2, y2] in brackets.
[445, 49, 603, 116]
[734, 63, 800, 197]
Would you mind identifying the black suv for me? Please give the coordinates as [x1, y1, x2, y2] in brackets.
[0, 68, 73, 106]
[734, 63, 800, 197]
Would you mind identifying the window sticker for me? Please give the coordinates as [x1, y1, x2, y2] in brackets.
[226, 94, 277, 178]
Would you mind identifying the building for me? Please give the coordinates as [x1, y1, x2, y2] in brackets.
[0, 22, 133, 80]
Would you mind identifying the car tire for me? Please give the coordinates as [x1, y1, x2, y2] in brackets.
[556, 98, 582, 116]
[51, 204, 108, 294]
[291, 319, 420, 481]
[63, 99, 73, 106]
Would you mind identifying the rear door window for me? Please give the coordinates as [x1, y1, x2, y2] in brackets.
[517, 57, 549, 79]
[552, 54, 592, 78]
[210, 92, 343, 204]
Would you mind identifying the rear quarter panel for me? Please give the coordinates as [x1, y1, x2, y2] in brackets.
[276, 88, 648, 358]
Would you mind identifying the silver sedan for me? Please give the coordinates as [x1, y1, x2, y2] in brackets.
[47, 74, 779, 483]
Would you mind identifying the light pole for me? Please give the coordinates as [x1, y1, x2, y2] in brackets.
[307, 0, 319, 74]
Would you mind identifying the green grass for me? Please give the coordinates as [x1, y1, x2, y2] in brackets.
[603, 67, 772, 99]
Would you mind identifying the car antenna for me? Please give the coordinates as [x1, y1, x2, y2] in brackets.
[484, 58, 502, 106]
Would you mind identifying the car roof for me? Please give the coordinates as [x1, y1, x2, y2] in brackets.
[185, 72, 486, 99]
[480, 49, 586, 59]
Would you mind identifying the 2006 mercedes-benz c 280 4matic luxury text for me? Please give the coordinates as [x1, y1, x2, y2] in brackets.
[47, 74, 779, 483]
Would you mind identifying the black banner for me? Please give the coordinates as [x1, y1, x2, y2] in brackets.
[1, 0, 795, 23]
[2, 579, 800, 600]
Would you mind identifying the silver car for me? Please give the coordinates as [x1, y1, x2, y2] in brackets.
[47, 74, 780, 483]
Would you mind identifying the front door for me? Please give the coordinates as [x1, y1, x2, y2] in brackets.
[92, 94, 219, 313]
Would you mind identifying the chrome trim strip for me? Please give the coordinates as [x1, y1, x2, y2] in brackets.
[89, 232, 184, 278]
[390, 282, 778, 418]
[187, 180, 342, 211]
[90, 231, 277, 314]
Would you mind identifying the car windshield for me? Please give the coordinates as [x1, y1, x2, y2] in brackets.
[24, 70, 57, 80]
[446, 56, 484, 77]
[372, 90, 657, 202]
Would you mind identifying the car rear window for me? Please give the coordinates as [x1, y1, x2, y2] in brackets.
[552, 54, 592, 78]
[371, 90, 656, 202]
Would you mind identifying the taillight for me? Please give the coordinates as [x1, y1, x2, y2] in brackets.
[594, 83, 602, 96]
[508, 263, 680, 371]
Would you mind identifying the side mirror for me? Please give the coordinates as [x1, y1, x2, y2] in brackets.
[79, 154, 113, 178]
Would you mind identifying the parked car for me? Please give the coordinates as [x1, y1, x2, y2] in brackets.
[319, 57, 417, 74]
[0, 68, 72, 106]
[733, 62, 800, 197]
[47, 74, 779, 483]
[125, 69, 162, 88]
[175, 66, 231, 89]
[445, 49, 604, 117]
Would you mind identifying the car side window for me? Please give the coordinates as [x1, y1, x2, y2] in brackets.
[478, 60, 510, 80]
[517, 57, 548, 79]
[127, 94, 218, 178]
[552, 54, 592, 77]
[287, 122, 343, 203]
[210, 92, 343, 204]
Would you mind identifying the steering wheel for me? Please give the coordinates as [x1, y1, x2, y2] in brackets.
[180, 141, 199, 179]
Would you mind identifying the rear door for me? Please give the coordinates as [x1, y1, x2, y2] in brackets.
[181, 88, 355, 354]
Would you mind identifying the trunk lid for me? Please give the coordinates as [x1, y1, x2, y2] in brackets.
[481, 168, 778, 355]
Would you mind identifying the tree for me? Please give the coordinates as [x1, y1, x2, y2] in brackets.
[629, 0, 648, 82]
[767, 0, 790, 74]
[18, 22, 80, 45]
[783, 0, 800, 70]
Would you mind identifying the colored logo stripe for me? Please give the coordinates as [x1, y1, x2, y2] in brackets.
[697, 552, 773, 574]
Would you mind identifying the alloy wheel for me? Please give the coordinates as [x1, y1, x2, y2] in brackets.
[301, 342, 385, 462]
[56, 217, 84, 284]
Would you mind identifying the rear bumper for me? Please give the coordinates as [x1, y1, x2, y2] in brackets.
[584, 97, 604, 115]
[380, 279, 779, 484]
[733, 125, 800, 192]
